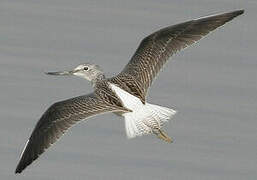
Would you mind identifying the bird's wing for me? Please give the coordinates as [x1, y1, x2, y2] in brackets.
[15, 93, 122, 173]
[116, 10, 244, 102]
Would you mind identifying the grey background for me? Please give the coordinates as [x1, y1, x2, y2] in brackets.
[1, 0, 256, 180]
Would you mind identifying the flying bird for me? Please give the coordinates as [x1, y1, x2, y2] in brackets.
[15, 10, 244, 173]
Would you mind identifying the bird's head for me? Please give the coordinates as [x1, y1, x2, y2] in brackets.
[46, 63, 105, 83]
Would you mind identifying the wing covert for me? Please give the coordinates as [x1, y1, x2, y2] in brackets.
[117, 10, 244, 101]
[15, 93, 119, 173]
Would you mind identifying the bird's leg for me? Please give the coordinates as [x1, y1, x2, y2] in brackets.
[153, 129, 173, 143]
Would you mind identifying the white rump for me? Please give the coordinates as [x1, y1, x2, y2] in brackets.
[109, 83, 176, 138]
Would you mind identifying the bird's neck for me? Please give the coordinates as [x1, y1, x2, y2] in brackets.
[91, 73, 106, 87]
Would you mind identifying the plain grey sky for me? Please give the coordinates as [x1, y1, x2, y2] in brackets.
[0, 0, 256, 180]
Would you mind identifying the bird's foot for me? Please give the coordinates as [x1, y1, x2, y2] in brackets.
[153, 129, 173, 143]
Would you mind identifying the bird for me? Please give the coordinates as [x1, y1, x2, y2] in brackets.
[15, 9, 244, 173]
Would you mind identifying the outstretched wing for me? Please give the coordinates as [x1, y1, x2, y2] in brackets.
[15, 93, 121, 173]
[117, 10, 244, 102]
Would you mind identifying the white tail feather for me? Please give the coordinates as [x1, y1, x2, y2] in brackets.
[108, 83, 176, 139]
[124, 103, 176, 138]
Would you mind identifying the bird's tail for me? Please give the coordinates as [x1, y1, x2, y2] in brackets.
[123, 103, 176, 140]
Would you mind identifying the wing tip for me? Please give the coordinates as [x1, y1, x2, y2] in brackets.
[221, 9, 244, 20]
[194, 9, 245, 22]
[15, 156, 29, 174]
[15, 153, 37, 174]
[231, 9, 244, 17]
[15, 168, 22, 174]
[15, 162, 26, 174]
[15, 139, 30, 174]
[236, 9, 244, 15]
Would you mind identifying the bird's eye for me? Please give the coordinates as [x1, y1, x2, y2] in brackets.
[83, 67, 89, 71]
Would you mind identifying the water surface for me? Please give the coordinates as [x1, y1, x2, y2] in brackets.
[0, 0, 256, 179]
